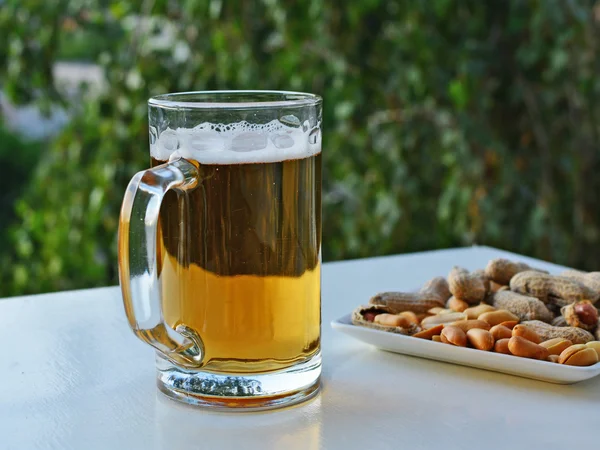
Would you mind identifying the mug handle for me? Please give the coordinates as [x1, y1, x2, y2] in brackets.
[118, 157, 204, 369]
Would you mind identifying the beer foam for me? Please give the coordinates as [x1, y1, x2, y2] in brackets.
[151, 119, 321, 164]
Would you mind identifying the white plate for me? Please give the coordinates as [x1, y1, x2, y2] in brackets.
[331, 313, 600, 384]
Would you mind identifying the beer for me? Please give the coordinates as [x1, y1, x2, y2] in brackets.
[152, 150, 321, 374]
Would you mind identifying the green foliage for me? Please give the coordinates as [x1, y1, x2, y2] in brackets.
[0, 124, 41, 247]
[1, 0, 600, 296]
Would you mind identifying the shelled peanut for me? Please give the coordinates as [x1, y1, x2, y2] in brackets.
[353, 257, 600, 367]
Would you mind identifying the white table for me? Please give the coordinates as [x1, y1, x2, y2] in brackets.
[2, 246, 599, 450]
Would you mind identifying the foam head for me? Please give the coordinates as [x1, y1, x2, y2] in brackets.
[151, 119, 321, 164]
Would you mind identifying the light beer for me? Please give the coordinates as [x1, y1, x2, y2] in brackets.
[152, 145, 321, 374]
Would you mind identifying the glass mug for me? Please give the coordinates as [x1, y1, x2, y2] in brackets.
[118, 91, 322, 410]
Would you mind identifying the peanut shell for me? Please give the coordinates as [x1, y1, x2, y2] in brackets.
[421, 276, 452, 302]
[560, 300, 598, 331]
[490, 290, 553, 323]
[448, 267, 487, 304]
[559, 270, 600, 301]
[352, 305, 419, 335]
[369, 291, 444, 314]
[485, 258, 548, 285]
[552, 316, 568, 327]
[510, 271, 599, 307]
[521, 320, 594, 344]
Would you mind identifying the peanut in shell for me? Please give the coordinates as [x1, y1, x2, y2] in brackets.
[369, 291, 444, 314]
[448, 267, 488, 304]
[521, 320, 594, 345]
[510, 271, 599, 307]
[490, 290, 553, 323]
[485, 258, 548, 285]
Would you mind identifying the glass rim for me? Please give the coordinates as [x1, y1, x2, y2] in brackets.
[148, 90, 322, 110]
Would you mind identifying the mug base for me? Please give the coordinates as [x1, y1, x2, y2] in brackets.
[156, 351, 321, 411]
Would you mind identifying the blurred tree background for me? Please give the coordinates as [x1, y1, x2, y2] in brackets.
[1, 0, 599, 296]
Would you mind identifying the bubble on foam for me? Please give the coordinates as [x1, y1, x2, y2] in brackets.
[150, 119, 321, 164]
[231, 132, 268, 152]
[180, 128, 224, 152]
[271, 133, 294, 149]
[280, 114, 301, 128]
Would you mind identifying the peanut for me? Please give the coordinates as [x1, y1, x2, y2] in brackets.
[464, 304, 496, 320]
[490, 290, 553, 323]
[560, 300, 598, 331]
[374, 314, 412, 328]
[547, 355, 560, 363]
[584, 341, 600, 359]
[490, 324, 513, 341]
[540, 338, 573, 356]
[447, 296, 469, 312]
[466, 328, 495, 351]
[413, 324, 444, 340]
[448, 267, 488, 304]
[510, 271, 599, 307]
[432, 335, 442, 342]
[552, 316, 568, 327]
[428, 307, 453, 315]
[558, 344, 599, 366]
[512, 324, 542, 344]
[574, 302, 598, 325]
[398, 311, 420, 325]
[485, 258, 548, 285]
[508, 336, 549, 360]
[494, 338, 511, 354]
[479, 310, 520, 327]
[421, 312, 467, 329]
[447, 319, 491, 333]
[499, 320, 518, 329]
[440, 326, 467, 347]
[521, 320, 594, 344]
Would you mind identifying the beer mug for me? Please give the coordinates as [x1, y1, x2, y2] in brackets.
[118, 91, 322, 410]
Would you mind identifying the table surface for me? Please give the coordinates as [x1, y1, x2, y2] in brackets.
[1, 246, 599, 450]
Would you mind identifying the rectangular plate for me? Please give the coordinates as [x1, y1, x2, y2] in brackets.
[331, 313, 600, 384]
